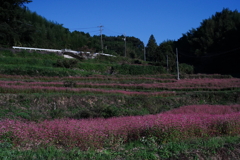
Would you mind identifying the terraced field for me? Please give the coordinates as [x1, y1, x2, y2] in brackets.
[0, 50, 240, 159]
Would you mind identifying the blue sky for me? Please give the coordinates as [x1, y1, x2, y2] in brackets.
[26, 0, 240, 45]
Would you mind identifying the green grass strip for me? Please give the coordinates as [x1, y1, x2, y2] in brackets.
[0, 64, 94, 77]
[0, 136, 239, 160]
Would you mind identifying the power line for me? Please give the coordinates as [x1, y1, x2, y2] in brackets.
[123, 33, 126, 57]
[69, 26, 125, 37]
[104, 27, 123, 35]
[85, 30, 100, 33]
[98, 25, 104, 53]
[69, 29, 100, 34]
[69, 26, 98, 30]
[178, 51, 199, 58]
[176, 48, 180, 80]
[178, 47, 240, 58]
[201, 47, 240, 58]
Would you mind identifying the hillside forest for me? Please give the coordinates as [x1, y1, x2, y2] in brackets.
[0, 0, 239, 76]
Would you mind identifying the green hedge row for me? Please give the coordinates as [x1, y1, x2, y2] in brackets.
[77, 63, 167, 75]
[77, 62, 110, 73]
[0, 49, 63, 60]
[0, 57, 55, 67]
[112, 64, 166, 75]
[0, 64, 93, 77]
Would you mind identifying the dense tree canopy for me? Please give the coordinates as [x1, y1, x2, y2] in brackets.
[176, 8, 240, 74]
[155, 40, 176, 72]
[0, 0, 32, 46]
[177, 8, 240, 56]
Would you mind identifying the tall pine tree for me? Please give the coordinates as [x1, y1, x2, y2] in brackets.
[146, 34, 158, 61]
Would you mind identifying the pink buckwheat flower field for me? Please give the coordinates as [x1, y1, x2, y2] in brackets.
[1, 105, 240, 150]
[0, 73, 240, 152]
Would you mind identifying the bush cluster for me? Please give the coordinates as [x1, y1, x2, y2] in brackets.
[54, 59, 79, 69]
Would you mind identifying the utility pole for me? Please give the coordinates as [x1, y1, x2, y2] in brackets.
[176, 48, 180, 80]
[144, 46, 146, 61]
[98, 25, 104, 53]
[166, 54, 168, 72]
[123, 34, 126, 57]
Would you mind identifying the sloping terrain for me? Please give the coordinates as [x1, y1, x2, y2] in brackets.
[0, 50, 240, 159]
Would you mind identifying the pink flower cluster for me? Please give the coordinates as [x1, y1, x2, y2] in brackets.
[1, 105, 240, 150]
[164, 104, 240, 115]
[0, 74, 176, 82]
[0, 81, 175, 96]
[0, 77, 239, 95]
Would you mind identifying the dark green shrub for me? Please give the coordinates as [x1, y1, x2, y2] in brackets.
[77, 62, 109, 73]
[179, 63, 194, 74]
[133, 59, 142, 64]
[113, 64, 166, 75]
[16, 112, 31, 120]
[50, 108, 65, 119]
[102, 105, 119, 118]
[63, 81, 77, 88]
[54, 59, 78, 68]
[72, 109, 91, 119]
